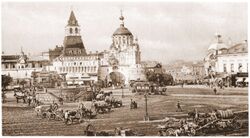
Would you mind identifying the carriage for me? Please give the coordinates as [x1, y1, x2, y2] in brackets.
[105, 96, 123, 108]
[131, 81, 167, 95]
[93, 101, 111, 114]
[65, 104, 98, 125]
[131, 81, 150, 94]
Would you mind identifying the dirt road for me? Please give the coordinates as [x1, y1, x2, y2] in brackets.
[2, 87, 248, 136]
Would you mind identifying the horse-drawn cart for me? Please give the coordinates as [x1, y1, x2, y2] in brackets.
[157, 110, 245, 136]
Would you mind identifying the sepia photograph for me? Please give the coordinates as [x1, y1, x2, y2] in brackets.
[1, 0, 248, 136]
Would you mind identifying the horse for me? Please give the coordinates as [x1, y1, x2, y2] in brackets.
[14, 92, 27, 103]
[96, 94, 105, 101]
[64, 109, 84, 125]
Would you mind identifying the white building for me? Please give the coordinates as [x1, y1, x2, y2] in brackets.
[99, 12, 146, 85]
[204, 34, 248, 86]
[1, 49, 49, 82]
[52, 11, 100, 85]
[51, 10, 145, 86]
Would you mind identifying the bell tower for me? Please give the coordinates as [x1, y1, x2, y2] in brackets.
[65, 10, 81, 36]
[63, 10, 87, 56]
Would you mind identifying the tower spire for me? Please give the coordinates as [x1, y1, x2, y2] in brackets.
[68, 10, 78, 26]
[119, 9, 124, 26]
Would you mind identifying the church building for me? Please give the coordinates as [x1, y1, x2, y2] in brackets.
[51, 10, 146, 86]
[52, 11, 100, 85]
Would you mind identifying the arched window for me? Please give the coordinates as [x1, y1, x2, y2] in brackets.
[75, 28, 78, 33]
[70, 28, 73, 34]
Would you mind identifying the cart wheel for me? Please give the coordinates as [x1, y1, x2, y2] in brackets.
[85, 124, 96, 136]
[165, 128, 175, 136]
[189, 128, 196, 136]
[233, 122, 241, 130]
[79, 119, 82, 123]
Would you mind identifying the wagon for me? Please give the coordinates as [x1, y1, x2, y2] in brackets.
[34, 105, 51, 118]
[84, 124, 96, 136]
[157, 118, 182, 136]
[131, 81, 167, 95]
[131, 81, 150, 94]
[195, 110, 242, 134]
[157, 117, 198, 136]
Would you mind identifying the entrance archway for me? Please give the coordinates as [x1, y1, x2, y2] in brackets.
[107, 71, 125, 87]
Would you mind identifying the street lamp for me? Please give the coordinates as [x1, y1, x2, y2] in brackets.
[144, 93, 149, 121]
[121, 85, 124, 98]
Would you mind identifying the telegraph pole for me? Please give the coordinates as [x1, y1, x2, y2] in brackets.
[121, 85, 124, 98]
[144, 93, 149, 121]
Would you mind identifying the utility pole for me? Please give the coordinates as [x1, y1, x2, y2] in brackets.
[144, 93, 149, 121]
[121, 85, 124, 98]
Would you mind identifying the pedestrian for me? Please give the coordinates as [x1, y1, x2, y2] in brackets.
[176, 101, 182, 112]
[64, 110, 70, 124]
[213, 87, 217, 95]
[27, 96, 31, 106]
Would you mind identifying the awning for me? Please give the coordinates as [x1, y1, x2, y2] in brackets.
[82, 73, 90, 78]
[244, 78, 248, 82]
[236, 78, 243, 82]
[237, 72, 248, 77]
[67, 81, 73, 84]
[216, 73, 228, 78]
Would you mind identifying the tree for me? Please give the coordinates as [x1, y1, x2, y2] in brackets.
[2, 75, 13, 90]
[162, 73, 174, 86]
[145, 71, 173, 86]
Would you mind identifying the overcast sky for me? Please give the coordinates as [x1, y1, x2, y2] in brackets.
[2, 2, 248, 64]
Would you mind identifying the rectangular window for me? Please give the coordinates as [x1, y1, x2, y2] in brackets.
[230, 64, 234, 72]
[238, 63, 242, 72]
[247, 63, 248, 72]
[223, 64, 227, 72]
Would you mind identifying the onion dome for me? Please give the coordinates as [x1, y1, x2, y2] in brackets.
[113, 10, 132, 36]
[208, 34, 228, 51]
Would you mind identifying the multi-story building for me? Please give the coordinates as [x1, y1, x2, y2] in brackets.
[52, 11, 100, 85]
[1, 49, 49, 84]
[2, 10, 146, 87]
[204, 34, 248, 86]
